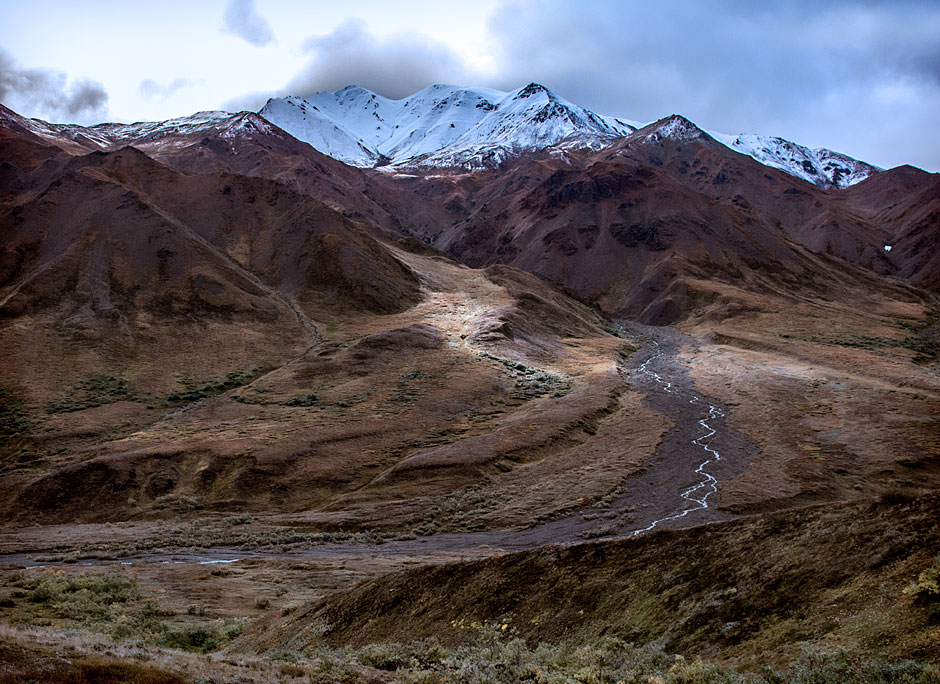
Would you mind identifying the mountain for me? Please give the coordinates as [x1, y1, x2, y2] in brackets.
[711, 132, 876, 189]
[0, 102, 413, 235]
[1, 92, 939, 682]
[3, 100, 933, 316]
[373, 114, 930, 323]
[259, 83, 878, 187]
[0, 121, 425, 406]
[2, 85, 881, 189]
[258, 83, 640, 170]
[835, 165, 940, 292]
[0, 117, 628, 523]
[0, 103, 255, 156]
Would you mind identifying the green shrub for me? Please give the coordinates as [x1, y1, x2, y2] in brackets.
[284, 392, 319, 407]
[16, 572, 164, 641]
[158, 622, 244, 653]
[165, 367, 264, 407]
[906, 555, 940, 601]
[49, 375, 139, 413]
[344, 632, 940, 684]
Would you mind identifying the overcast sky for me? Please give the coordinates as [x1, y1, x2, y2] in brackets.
[1, 0, 938, 171]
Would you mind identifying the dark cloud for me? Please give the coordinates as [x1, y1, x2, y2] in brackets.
[0, 50, 108, 123]
[139, 77, 194, 102]
[482, 0, 940, 170]
[224, 1, 937, 170]
[223, 0, 276, 47]
[285, 19, 470, 100]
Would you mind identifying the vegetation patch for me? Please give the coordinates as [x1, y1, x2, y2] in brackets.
[905, 554, 940, 622]
[599, 320, 627, 338]
[386, 370, 435, 405]
[7, 572, 163, 641]
[477, 351, 572, 400]
[48, 375, 141, 414]
[282, 627, 940, 684]
[411, 484, 501, 535]
[780, 315, 939, 363]
[283, 392, 319, 407]
[153, 494, 204, 514]
[0, 386, 33, 470]
[164, 367, 265, 407]
[157, 622, 244, 653]
[2, 571, 245, 655]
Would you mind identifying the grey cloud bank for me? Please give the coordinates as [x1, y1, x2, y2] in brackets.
[265, 0, 939, 171]
[0, 50, 108, 123]
[478, 0, 940, 171]
[287, 20, 470, 100]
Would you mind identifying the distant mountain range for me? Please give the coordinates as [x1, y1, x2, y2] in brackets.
[3, 83, 877, 189]
[258, 83, 877, 188]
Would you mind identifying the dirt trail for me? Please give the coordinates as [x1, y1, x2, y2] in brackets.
[1, 326, 759, 569]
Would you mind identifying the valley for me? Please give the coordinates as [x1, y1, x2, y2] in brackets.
[1, 86, 938, 683]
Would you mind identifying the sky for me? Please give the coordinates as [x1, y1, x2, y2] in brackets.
[1, 0, 938, 171]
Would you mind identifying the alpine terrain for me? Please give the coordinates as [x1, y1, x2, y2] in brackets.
[0, 83, 938, 683]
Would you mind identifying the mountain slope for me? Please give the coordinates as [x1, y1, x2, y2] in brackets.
[385, 115, 925, 324]
[0, 125, 425, 405]
[836, 165, 940, 291]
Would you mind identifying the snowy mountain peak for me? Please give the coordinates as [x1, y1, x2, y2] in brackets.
[640, 114, 709, 143]
[259, 83, 638, 170]
[515, 83, 553, 99]
[1, 83, 879, 189]
[256, 85, 878, 187]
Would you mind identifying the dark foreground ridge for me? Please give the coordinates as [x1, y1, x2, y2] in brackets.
[239, 494, 940, 669]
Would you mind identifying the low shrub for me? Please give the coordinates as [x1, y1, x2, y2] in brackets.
[157, 621, 244, 653]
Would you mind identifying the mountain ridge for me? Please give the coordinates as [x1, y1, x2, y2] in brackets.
[258, 83, 878, 188]
[3, 81, 880, 189]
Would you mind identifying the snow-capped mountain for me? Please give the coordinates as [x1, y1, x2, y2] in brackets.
[259, 83, 641, 170]
[260, 83, 878, 187]
[0, 103, 276, 154]
[1, 83, 879, 189]
[710, 132, 876, 188]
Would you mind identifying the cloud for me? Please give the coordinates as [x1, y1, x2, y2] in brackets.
[223, 0, 276, 47]
[223, 1, 938, 170]
[285, 19, 473, 99]
[138, 77, 195, 102]
[481, 0, 940, 170]
[0, 50, 108, 123]
[222, 90, 273, 113]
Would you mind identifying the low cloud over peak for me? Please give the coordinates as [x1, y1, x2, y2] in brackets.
[286, 19, 471, 100]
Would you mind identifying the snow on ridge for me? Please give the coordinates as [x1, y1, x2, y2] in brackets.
[2, 108, 267, 153]
[710, 132, 878, 189]
[260, 83, 641, 171]
[0, 85, 878, 188]
[259, 84, 875, 187]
